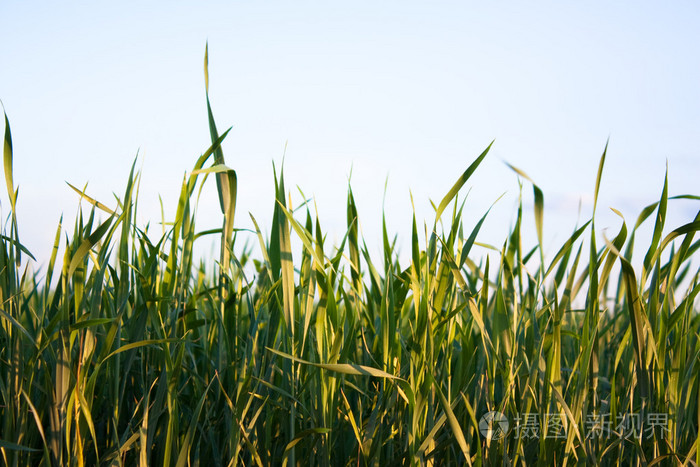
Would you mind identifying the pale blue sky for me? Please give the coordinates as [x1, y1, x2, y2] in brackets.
[1, 1, 699, 267]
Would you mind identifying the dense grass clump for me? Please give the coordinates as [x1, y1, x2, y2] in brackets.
[1, 51, 699, 466]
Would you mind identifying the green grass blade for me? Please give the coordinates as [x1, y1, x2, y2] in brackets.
[430, 374, 471, 465]
[604, 236, 650, 400]
[175, 377, 214, 467]
[0, 440, 40, 452]
[544, 220, 591, 279]
[643, 166, 668, 274]
[268, 347, 414, 407]
[67, 215, 114, 277]
[435, 141, 493, 222]
[0, 234, 35, 261]
[2, 107, 16, 213]
[593, 140, 608, 215]
[66, 182, 116, 215]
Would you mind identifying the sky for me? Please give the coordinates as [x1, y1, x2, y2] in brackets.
[1, 1, 699, 271]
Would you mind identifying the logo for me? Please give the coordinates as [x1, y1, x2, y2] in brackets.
[479, 411, 509, 440]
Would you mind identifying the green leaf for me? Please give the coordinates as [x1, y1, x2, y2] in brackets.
[103, 338, 182, 361]
[593, 139, 608, 215]
[176, 377, 214, 467]
[0, 234, 36, 260]
[3, 106, 16, 212]
[435, 141, 493, 222]
[268, 347, 414, 407]
[66, 182, 116, 215]
[643, 166, 668, 272]
[604, 236, 650, 399]
[283, 428, 331, 456]
[544, 220, 591, 279]
[67, 215, 115, 277]
[0, 439, 40, 452]
[430, 374, 471, 464]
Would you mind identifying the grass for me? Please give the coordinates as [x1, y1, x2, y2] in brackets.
[1, 48, 699, 466]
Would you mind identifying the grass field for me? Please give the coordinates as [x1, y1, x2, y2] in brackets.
[1, 50, 699, 466]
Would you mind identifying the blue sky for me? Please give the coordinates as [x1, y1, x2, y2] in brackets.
[1, 1, 699, 268]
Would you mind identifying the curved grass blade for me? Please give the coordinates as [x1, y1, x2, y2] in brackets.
[505, 162, 544, 254]
[429, 373, 471, 465]
[0, 234, 35, 261]
[604, 236, 650, 400]
[283, 428, 331, 458]
[592, 139, 608, 216]
[175, 377, 214, 467]
[203, 43, 231, 215]
[2, 106, 16, 213]
[267, 347, 414, 407]
[0, 308, 38, 348]
[66, 182, 116, 216]
[67, 215, 115, 277]
[21, 390, 51, 463]
[435, 141, 493, 222]
[0, 440, 40, 452]
[2, 105, 21, 265]
[543, 220, 591, 280]
[643, 166, 668, 273]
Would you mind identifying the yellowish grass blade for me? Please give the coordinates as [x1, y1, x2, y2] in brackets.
[435, 141, 493, 222]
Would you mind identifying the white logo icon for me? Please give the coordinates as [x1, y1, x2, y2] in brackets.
[479, 411, 509, 440]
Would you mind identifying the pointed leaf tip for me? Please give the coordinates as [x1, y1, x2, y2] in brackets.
[435, 141, 492, 222]
[204, 42, 210, 95]
[3, 108, 16, 211]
